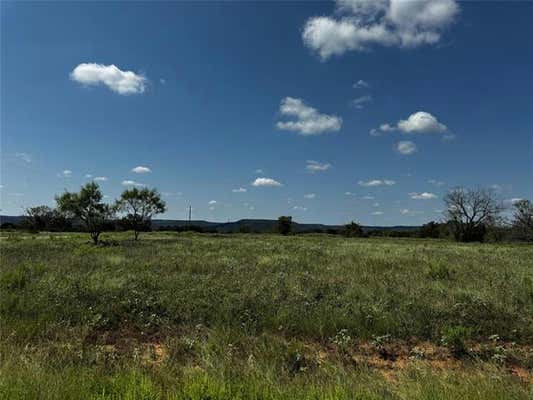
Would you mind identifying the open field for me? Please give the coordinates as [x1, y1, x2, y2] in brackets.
[1, 232, 532, 399]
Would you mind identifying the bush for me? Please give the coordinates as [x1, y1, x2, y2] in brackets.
[343, 221, 365, 238]
[277, 216, 292, 235]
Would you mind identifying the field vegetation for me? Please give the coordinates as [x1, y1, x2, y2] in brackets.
[1, 231, 532, 399]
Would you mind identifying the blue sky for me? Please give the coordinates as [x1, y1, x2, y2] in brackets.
[1, 1, 532, 225]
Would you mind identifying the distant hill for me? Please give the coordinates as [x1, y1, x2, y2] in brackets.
[1, 215, 419, 233]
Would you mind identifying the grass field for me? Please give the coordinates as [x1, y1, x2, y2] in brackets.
[0, 231, 532, 399]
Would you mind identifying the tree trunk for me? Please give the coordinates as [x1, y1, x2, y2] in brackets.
[134, 230, 139, 241]
[90, 231, 100, 245]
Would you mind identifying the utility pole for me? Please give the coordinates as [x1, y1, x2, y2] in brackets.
[188, 205, 192, 225]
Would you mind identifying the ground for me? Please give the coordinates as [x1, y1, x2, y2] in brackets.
[0, 231, 532, 399]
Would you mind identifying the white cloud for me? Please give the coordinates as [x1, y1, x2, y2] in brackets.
[362, 195, 375, 200]
[372, 211, 384, 215]
[375, 111, 448, 136]
[70, 63, 147, 95]
[208, 200, 217, 205]
[345, 191, 356, 196]
[396, 140, 417, 155]
[303, 0, 459, 60]
[306, 160, 331, 172]
[350, 95, 373, 109]
[358, 179, 395, 187]
[353, 79, 370, 89]
[293, 206, 308, 211]
[409, 192, 437, 200]
[503, 198, 523, 207]
[61, 170, 72, 178]
[232, 187, 247, 193]
[373, 202, 380, 207]
[370, 123, 396, 136]
[397, 111, 447, 133]
[122, 180, 145, 187]
[304, 193, 316, 199]
[85, 174, 93, 179]
[400, 208, 423, 216]
[15, 152, 32, 163]
[252, 177, 283, 187]
[94, 176, 108, 182]
[131, 166, 151, 174]
[442, 133, 456, 141]
[276, 97, 342, 135]
[255, 169, 264, 174]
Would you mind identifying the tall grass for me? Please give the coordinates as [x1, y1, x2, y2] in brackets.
[0, 232, 531, 398]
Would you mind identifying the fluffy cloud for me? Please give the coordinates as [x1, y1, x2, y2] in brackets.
[252, 178, 283, 187]
[131, 166, 151, 174]
[373, 111, 448, 135]
[303, 0, 459, 60]
[15, 152, 32, 163]
[358, 179, 396, 187]
[350, 95, 373, 109]
[397, 111, 447, 133]
[396, 140, 417, 155]
[60, 170, 72, 178]
[70, 63, 147, 95]
[306, 160, 331, 172]
[372, 211, 384, 215]
[409, 192, 437, 200]
[304, 193, 316, 199]
[208, 200, 217, 205]
[276, 97, 342, 135]
[232, 187, 247, 193]
[353, 79, 370, 89]
[293, 206, 308, 211]
[94, 176, 108, 182]
[122, 180, 145, 187]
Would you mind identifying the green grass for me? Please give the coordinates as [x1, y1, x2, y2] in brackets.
[1, 232, 532, 399]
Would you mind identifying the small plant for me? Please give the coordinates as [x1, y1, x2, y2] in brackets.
[371, 334, 392, 348]
[441, 325, 472, 357]
[330, 328, 352, 349]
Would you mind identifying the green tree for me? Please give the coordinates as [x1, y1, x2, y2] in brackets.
[55, 182, 113, 244]
[115, 187, 166, 240]
[343, 221, 364, 237]
[418, 221, 442, 238]
[24, 205, 69, 232]
[277, 216, 292, 235]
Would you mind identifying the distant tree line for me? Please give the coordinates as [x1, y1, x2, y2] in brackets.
[1, 184, 532, 244]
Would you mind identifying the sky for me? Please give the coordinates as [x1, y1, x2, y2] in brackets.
[1, 0, 532, 225]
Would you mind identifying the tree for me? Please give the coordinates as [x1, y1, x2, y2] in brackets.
[418, 221, 442, 239]
[512, 199, 533, 241]
[343, 221, 364, 237]
[115, 187, 166, 240]
[443, 188, 502, 242]
[24, 205, 69, 232]
[56, 182, 113, 244]
[277, 216, 292, 235]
